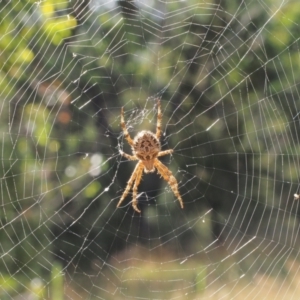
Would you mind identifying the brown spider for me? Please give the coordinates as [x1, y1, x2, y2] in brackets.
[117, 99, 184, 213]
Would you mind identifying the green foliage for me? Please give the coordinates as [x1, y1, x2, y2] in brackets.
[51, 262, 64, 300]
[1, 0, 300, 297]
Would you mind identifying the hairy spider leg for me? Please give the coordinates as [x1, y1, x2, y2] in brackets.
[157, 149, 173, 157]
[154, 159, 184, 209]
[117, 161, 142, 209]
[120, 150, 137, 161]
[121, 107, 134, 146]
[156, 99, 162, 139]
[131, 163, 144, 213]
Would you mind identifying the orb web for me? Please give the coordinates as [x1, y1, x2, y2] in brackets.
[1, 0, 300, 299]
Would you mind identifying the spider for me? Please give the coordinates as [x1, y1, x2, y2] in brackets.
[117, 99, 184, 213]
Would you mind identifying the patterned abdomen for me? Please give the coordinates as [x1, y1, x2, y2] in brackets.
[132, 130, 161, 161]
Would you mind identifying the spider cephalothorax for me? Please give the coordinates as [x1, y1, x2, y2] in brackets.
[117, 99, 184, 213]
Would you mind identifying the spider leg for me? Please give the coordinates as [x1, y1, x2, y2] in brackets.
[121, 107, 134, 146]
[117, 161, 142, 209]
[157, 149, 173, 157]
[154, 159, 184, 209]
[120, 150, 138, 161]
[131, 163, 144, 213]
[156, 98, 162, 139]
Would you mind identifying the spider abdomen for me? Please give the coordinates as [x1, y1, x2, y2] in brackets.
[133, 130, 160, 159]
[132, 130, 160, 171]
